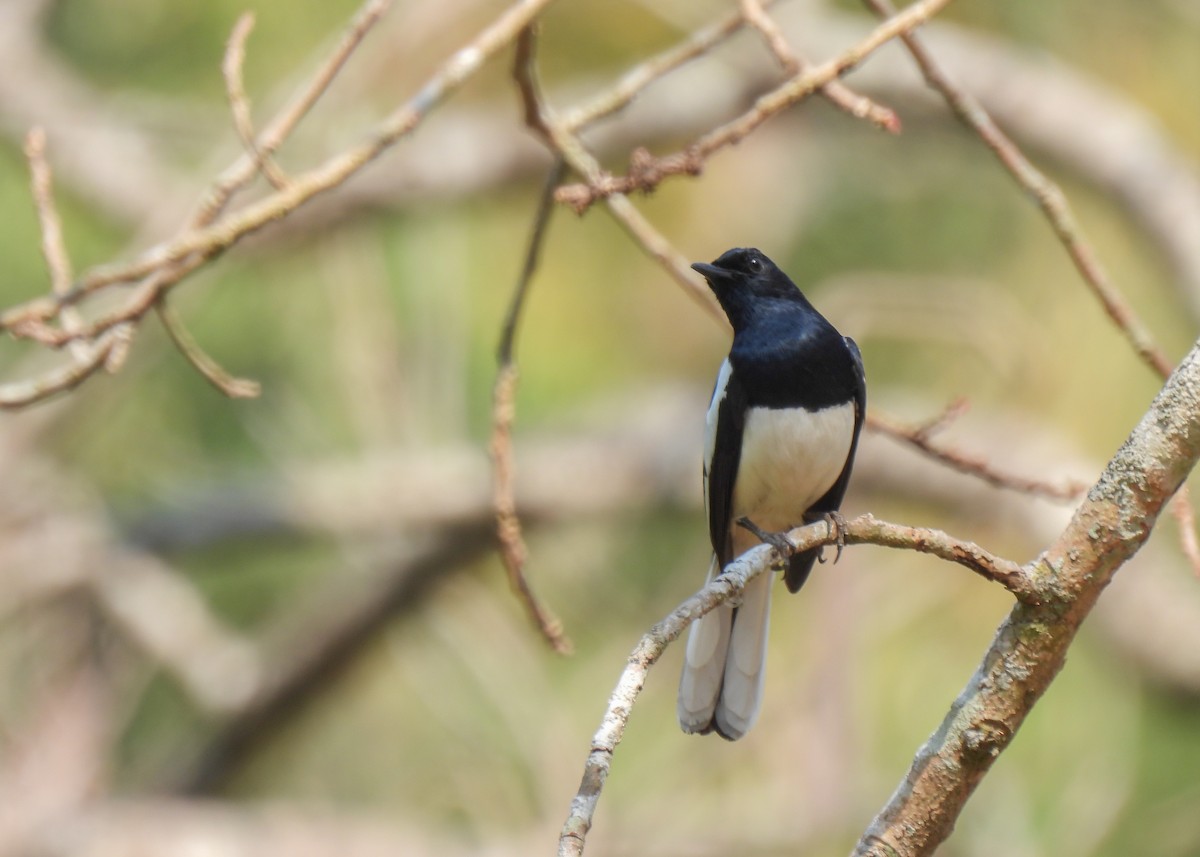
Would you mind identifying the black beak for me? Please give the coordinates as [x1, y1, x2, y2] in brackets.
[691, 261, 733, 282]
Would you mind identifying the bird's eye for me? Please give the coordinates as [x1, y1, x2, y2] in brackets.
[747, 257, 763, 273]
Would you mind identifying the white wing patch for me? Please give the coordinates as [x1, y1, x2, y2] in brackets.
[704, 361, 733, 469]
[713, 568, 771, 739]
[703, 358, 734, 520]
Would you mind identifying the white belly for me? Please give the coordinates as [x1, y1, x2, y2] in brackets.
[731, 402, 855, 543]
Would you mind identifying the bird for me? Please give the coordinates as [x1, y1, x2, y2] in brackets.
[678, 247, 866, 740]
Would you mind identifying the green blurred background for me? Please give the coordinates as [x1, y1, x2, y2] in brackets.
[1, 0, 1199, 855]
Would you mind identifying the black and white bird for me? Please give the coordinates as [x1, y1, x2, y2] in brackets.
[678, 247, 866, 740]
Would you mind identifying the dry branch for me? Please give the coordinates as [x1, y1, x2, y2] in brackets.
[740, 0, 900, 132]
[861, 0, 1173, 381]
[0, 0, 557, 405]
[861, 0, 1200, 644]
[490, 156, 572, 654]
[555, 0, 954, 212]
[23, 126, 89, 359]
[514, 25, 723, 323]
[557, 512, 1031, 855]
[221, 13, 291, 192]
[559, 337, 1200, 854]
[867, 409, 1088, 502]
[155, 302, 262, 399]
[853, 338, 1200, 854]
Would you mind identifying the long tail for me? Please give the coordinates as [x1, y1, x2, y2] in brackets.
[677, 557, 773, 740]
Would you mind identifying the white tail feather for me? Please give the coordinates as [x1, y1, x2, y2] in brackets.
[678, 558, 773, 739]
[714, 569, 772, 739]
[678, 558, 730, 733]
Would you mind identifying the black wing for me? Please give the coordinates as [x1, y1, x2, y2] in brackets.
[784, 335, 867, 592]
[705, 366, 748, 568]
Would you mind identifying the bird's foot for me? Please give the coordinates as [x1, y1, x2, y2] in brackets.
[817, 511, 848, 564]
[736, 517, 796, 559]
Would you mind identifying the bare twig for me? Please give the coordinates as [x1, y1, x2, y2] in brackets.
[155, 302, 262, 399]
[860, 0, 1173, 381]
[0, 0, 560, 403]
[23, 127, 88, 363]
[24, 129, 73, 300]
[0, 324, 132, 407]
[911, 395, 970, 440]
[868, 409, 1088, 502]
[559, 1, 778, 133]
[556, 0, 954, 212]
[199, 0, 392, 225]
[840, 513, 1035, 599]
[558, 537, 776, 856]
[1171, 483, 1200, 579]
[607, 193, 728, 317]
[861, 0, 1199, 590]
[740, 0, 899, 132]
[559, 512, 1035, 855]
[514, 27, 721, 322]
[490, 146, 572, 654]
[221, 12, 291, 192]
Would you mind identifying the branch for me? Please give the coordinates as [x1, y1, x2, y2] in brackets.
[867, 407, 1088, 502]
[860, 0, 1173, 381]
[560, 1, 773, 132]
[0, 323, 132, 407]
[0, 0, 560, 404]
[840, 513, 1035, 601]
[155, 302, 262, 399]
[555, 0, 955, 212]
[1170, 483, 1200, 578]
[854, 338, 1200, 855]
[739, 0, 900, 132]
[200, 0, 393, 225]
[557, 512, 1033, 855]
[221, 12, 291, 192]
[23, 126, 88, 366]
[24, 129, 74, 303]
[514, 25, 724, 325]
[490, 152, 572, 654]
[557, 536, 779, 857]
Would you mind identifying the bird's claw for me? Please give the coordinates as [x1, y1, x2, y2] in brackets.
[736, 516, 796, 558]
[817, 511, 847, 564]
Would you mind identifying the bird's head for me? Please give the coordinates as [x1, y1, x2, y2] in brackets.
[691, 248, 807, 330]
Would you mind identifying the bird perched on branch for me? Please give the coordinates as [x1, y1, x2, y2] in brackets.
[679, 247, 866, 740]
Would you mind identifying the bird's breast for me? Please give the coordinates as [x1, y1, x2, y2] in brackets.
[732, 402, 855, 534]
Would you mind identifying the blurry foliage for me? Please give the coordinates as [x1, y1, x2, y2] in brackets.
[1, 0, 1198, 855]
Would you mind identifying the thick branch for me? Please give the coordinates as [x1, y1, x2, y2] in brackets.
[854, 337, 1200, 855]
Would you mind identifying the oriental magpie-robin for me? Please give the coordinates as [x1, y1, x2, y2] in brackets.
[678, 247, 866, 740]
